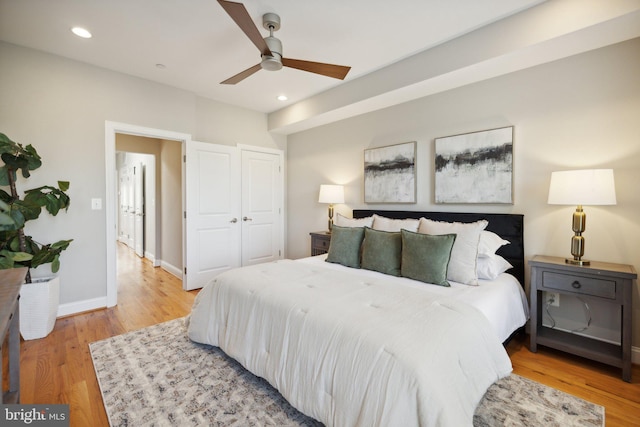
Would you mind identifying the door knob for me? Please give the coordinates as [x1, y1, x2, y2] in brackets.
[230, 218, 238, 223]
[243, 216, 252, 221]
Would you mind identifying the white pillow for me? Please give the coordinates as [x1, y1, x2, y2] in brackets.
[478, 231, 510, 258]
[334, 213, 374, 228]
[418, 218, 488, 286]
[477, 254, 513, 280]
[372, 214, 419, 232]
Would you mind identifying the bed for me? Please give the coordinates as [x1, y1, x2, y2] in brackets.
[188, 210, 528, 426]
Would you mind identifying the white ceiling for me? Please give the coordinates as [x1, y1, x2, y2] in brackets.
[0, 0, 544, 113]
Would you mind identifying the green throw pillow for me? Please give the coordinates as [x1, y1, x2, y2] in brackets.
[401, 230, 456, 286]
[361, 227, 402, 276]
[325, 225, 365, 268]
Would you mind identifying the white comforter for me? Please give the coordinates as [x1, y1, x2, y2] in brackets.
[188, 259, 513, 426]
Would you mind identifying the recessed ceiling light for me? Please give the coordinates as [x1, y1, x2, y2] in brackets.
[277, 95, 288, 101]
[71, 27, 92, 39]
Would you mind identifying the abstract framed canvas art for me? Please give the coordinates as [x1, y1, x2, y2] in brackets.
[364, 141, 416, 203]
[434, 126, 513, 204]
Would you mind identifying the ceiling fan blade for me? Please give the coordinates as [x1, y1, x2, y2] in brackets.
[218, 0, 272, 56]
[221, 63, 262, 84]
[282, 58, 351, 80]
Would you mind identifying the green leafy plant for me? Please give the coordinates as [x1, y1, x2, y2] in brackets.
[0, 132, 72, 283]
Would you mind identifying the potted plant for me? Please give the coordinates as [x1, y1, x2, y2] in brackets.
[0, 132, 71, 340]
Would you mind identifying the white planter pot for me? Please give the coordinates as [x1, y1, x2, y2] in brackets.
[19, 276, 60, 340]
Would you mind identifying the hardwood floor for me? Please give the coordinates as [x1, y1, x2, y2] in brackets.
[19, 243, 199, 427]
[18, 245, 640, 426]
[507, 337, 640, 426]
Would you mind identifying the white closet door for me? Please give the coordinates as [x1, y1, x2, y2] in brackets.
[241, 149, 283, 266]
[184, 141, 241, 291]
[118, 167, 130, 244]
[126, 166, 135, 249]
[133, 162, 145, 257]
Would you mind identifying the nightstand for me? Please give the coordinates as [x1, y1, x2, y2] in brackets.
[310, 231, 331, 256]
[529, 255, 637, 382]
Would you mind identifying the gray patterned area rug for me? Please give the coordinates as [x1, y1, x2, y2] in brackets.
[89, 318, 604, 427]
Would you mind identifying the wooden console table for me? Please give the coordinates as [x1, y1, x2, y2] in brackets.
[0, 267, 27, 403]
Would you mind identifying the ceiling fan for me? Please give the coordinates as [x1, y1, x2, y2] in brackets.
[217, 0, 351, 84]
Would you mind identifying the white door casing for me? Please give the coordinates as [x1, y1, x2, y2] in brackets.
[241, 149, 283, 266]
[184, 141, 241, 291]
[106, 121, 191, 308]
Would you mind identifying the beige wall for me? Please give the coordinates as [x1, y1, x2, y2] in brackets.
[287, 39, 640, 348]
[0, 41, 283, 308]
[160, 139, 183, 272]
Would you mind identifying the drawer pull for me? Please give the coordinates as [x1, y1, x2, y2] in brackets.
[571, 280, 582, 289]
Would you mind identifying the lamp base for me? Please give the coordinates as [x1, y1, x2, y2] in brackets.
[567, 205, 589, 266]
[565, 258, 590, 266]
[327, 204, 334, 232]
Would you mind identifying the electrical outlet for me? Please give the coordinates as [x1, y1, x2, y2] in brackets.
[546, 291, 560, 307]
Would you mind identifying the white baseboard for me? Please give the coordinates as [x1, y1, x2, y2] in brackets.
[144, 251, 155, 263]
[161, 260, 183, 279]
[145, 251, 162, 267]
[57, 296, 107, 317]
[55, 261, 181, 317]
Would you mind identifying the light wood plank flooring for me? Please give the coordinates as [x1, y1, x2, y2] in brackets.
[18, 245, 640, 426]
[19, 244, 199, 427]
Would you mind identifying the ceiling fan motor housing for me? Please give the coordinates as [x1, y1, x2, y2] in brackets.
[261, 36, 283, 71]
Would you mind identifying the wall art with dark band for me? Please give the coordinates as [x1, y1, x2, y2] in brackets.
[364, 141, 416, 203]
[434, 126, 513, 204]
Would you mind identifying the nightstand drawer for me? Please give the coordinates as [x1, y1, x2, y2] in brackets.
[313, 238, 330, 251]
[542, 271, 616, 299]
[310, 231, 331, 256]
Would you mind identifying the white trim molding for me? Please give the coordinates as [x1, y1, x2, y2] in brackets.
[57, 296, 107, 318]
[161, 261, 183, 279]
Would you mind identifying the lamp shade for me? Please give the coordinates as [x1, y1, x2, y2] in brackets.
[318, 184, 344, 204]
[548, 169, 616, 206]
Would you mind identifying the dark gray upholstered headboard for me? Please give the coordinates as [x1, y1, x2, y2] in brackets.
[353, 210, 525, 287]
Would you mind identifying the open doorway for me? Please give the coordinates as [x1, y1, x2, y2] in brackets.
[115, 134, 183, 284]
[116, 149, 155, 259]
[105, 122, 190, 307]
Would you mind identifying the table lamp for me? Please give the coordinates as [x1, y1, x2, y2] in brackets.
[547, 169, 616, 265]
[318, 184, 344, 231]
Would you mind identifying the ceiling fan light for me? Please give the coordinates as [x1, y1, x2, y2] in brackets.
[261, 55, 283, 71]
[261, 36, 283, 71]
